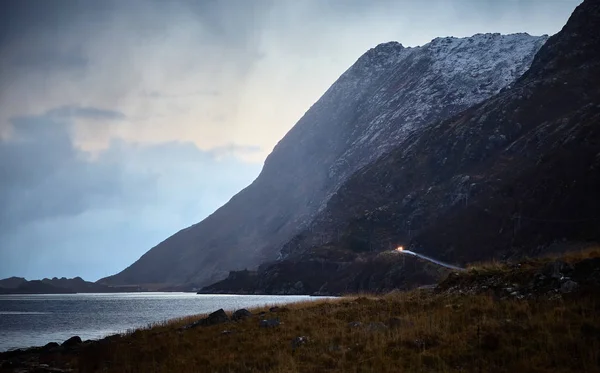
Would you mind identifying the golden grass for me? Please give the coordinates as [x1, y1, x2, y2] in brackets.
[71, 287, 600, 373]
[43, 249, 596, 372]
[467, 245, 600, 273]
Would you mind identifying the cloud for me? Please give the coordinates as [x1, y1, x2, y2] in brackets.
[144, 90, 221, 99]
[9, 47, 88, 71]
[0, 0, 580, 158]
[0, 0, 582, 280]
[208, 144, 262, 159]
[46, 106, 126, 121]
[0, 109, 261, 280]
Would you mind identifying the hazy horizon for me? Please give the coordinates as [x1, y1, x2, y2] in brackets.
[0, 0, 581, 281]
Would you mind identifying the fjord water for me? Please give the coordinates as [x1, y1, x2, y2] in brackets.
[0, 293, 322, 351]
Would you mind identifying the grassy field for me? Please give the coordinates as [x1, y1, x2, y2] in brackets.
[4, 250, 599, 373]
[69, 252, 599, 373]
[72, 292, 599, 373]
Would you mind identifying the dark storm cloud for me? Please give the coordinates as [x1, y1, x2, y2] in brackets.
[0, 108, 261, 280]
[0, 113, 123, 229]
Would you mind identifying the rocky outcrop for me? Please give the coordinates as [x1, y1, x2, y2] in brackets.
[101, 33, 547, 288]
[436, 257, 600, 299]
[231, 309, 252, 321]
[185, 309, 230, 329]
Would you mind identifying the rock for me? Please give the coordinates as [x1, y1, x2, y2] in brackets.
[259, 319, 281, 328]
[232, 308, 252, 321]
[187, 308, 230, 328]
[560, 280, 578, 293]
[291, 336, 309, 351]
[208, 308, 230, 324]
[269, 306, 288, 313]
[61, 336, 82, 348]
[542, 260, 573, 279]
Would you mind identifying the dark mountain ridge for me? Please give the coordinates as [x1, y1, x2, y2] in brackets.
[0, 276, 141, 294]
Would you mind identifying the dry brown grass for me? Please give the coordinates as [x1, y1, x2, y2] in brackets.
[71, 286, 600, 373]
[467, 245, 600, 273]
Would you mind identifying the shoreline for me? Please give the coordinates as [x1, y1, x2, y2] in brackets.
[1, 252, 599, 372]
[0, 293, 332, 354]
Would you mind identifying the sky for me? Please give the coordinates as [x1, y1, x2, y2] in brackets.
[0, 0, 581, 281]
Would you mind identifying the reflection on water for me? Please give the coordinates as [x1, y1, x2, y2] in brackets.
[0, 293, 326, 351]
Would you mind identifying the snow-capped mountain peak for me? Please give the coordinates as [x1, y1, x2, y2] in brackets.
[103, 32, 548, 287]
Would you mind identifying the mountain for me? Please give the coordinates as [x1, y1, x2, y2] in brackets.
[0, 276, 141, 294]
[101, 33, 547, 288]
[212, 0, 600, 295]
[0, 280, 75, 294]
[40, 277, 122, 293]
[0, 276, 26, 289]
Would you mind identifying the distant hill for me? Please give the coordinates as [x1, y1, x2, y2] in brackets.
[0, 276, 142, 294]
[0, 280, 75, 294]
[0, 276, 26, 289]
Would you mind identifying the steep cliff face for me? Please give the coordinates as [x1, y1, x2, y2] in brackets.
[261, 0, 600, 293]
[101, 33, 546, 288]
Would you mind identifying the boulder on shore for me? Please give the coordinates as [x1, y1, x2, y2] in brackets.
[232, 309, 252, 321]
[190, 309, 230, 328]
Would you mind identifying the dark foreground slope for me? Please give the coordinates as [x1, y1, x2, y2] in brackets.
[227, 0, 600, 295]
[101, 33, 545, 288]
[3, 250, 599, 373]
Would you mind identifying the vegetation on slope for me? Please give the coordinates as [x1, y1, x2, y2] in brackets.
[2, 250, 599, 373]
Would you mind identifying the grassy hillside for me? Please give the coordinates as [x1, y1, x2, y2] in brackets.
[2, 250, 599, 373]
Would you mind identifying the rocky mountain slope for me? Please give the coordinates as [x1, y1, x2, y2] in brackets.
[101, 33, 547, 288]
[227, 0, 600, 295]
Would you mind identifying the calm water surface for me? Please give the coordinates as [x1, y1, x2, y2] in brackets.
[0, 293, 327, 351]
